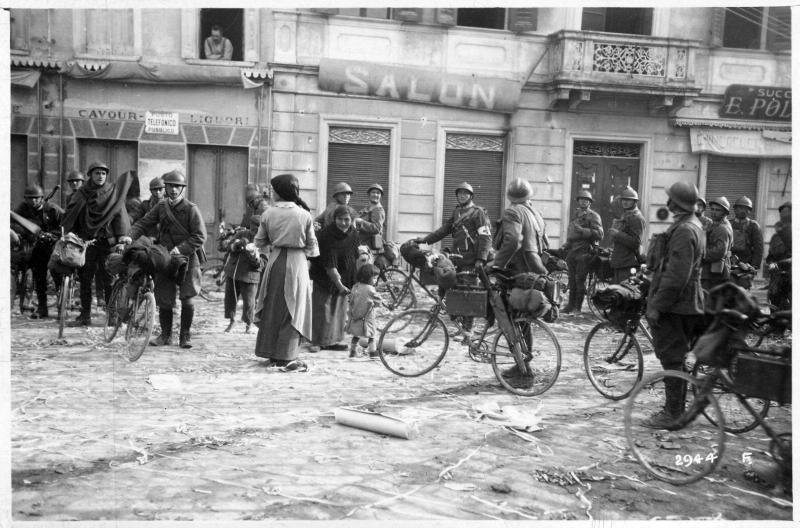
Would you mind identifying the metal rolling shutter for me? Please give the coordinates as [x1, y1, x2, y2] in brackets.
[441, 134, 505, 250]
[327, 127, 391, 215]
[706, 156, 759, 217]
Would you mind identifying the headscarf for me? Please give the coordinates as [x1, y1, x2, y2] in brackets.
[271, 173, 310, 211]
[61, 170, 134, 237]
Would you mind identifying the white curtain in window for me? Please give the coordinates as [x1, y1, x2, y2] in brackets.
[86, 9, 134, 55]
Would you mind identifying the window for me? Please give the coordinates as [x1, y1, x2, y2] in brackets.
[722, 7, 790, 51]
[10, 9, 29, 51]
[457, 8, 506, 30]
[582, 8, 653, 35]
[337, 8, 392, 19]
[85, 9, 135, 56]
[200, 8, 243, 61]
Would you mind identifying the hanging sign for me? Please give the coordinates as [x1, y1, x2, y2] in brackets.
[690, 127, 791, 157]
[719, 85, 791, 121]
[145, 111, 180, 135]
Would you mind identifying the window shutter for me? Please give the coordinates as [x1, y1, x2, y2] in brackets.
[393, 8, 422, 23]
[508, 8, 538, 33]
[327, 139, 391, 222]
[709, 7, 725, 48]
[766, 6, 791, 51]
[581, 8, 606, 31]
[706, 156, 759, 218]
[436, 8, 456, 26]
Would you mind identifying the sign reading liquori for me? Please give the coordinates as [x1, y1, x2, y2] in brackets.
[145, 111, 180, 135]
[318, 58, 522, 113]
[719, 85, 791, 121]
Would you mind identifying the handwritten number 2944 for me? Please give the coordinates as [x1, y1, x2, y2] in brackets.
[675, 452, 718, 467]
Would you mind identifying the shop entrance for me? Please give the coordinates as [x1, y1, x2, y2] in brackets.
[78, 139, 138, 183]
[188, 145, 248, 258]
[572, 141, 641, 247]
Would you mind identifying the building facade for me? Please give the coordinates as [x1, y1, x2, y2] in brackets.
[9, 7, 792, 262]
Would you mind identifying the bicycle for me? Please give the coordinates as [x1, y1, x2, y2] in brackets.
[53, 235, 95, 338]
[585, 248, 614, 320]
[374, 264, 441, 311]
[624, 284, 791, 485]
[377, 264, 562, 397]
[199, 256, 226, 302]
[106, 264, 156, 362]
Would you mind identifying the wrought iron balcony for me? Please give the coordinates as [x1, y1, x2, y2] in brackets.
[546, 29, 701, 109]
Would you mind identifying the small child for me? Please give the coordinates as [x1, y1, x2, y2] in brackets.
[345, 263, 381, 358]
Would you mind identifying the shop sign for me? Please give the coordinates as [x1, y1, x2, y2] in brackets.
[690, 127, 791, 158]
[719, 85, 791, 121]
[318, 58, 522, 113]
[145, 111, 180, 135]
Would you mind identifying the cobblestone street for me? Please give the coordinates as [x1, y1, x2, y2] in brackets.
[7, 292, 792, 521]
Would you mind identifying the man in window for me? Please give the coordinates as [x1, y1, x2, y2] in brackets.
[204, 24, 233, 60]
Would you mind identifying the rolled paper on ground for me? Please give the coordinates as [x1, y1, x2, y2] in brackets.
[379, 338, 413, 355]
[334, 407, 415, 439]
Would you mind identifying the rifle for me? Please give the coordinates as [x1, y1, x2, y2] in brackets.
[9, 185, 61, 237]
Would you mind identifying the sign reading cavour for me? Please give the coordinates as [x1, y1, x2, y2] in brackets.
[719, 85, 791, 121]
[318, 58, 522, 113]
[145, 111, 180, 135]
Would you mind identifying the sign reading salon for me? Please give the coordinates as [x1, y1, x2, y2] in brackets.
[318, 58, 522, 113]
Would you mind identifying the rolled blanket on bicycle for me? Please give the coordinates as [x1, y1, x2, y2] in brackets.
[47, 232, 87, 271]
[691, 326, 735, 366]
[730, 261, 756, 289]
[432, 254, 457, 290]
[542, 251, 567, 272]
[105, 252, 127, 275]
[400, 240, 432, 269]
[122, 235, 189, 283]
[591, 283, 644, 313]
[590, 251, 614, 281]
[512, 272, 561, 305]
[382, 240, 399, 265]
[509, 287, 548, 317]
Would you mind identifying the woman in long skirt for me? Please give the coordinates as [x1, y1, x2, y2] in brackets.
[253, 174, 318, 368]
[309, 205, 359, 352]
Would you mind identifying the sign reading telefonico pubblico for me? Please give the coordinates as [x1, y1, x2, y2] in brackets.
[145, 111, 180, 135]
[719, 85, 791, 121]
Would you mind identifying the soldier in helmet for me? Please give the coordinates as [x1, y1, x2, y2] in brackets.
[766, 201, 791, 310]
[609, 186, 645, 283]
[563, 190, 604, 313]
[695, 196, 713, 231]
[493, 178, 548, 275]
[731, 196, 764, 283]
[315, 182, 358, 231]
[356, 183, 386, 256]
[61, 160, 135, 326]
[140, 177, 165, 216]
[413, 181, 492, 271]
[129, 170, 207, 348]
[12, 183, 64, 318]
[701, 197, 733, 290]
[644, 181, 705, 429]
[65, 170, 85, 202]
[240, 184, 269, 231]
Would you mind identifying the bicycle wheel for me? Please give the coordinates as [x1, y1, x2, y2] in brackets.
[199, 258, 225, 302]
[691, 362, 768, 434]
[57, 274, 72, 338]
[377, 309, 449, 377]
[625, 370, 726, 484]
[377, 267, 416, 311]
[103, 279, 127, 343]
[124, 291, 155, 362]
[584, 322, 644, 400]
[586, 273, 610, 320]
[17, 268, 34, 314]
[491, 317, 562, 397]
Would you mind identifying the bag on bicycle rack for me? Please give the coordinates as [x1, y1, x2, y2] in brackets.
[508, 287, 547, 316]
[382, 240, 400, 265]
[48, 232, 87, 270]
[444, 286, 488, 317]
[400, 240, 431, 269]
[105, 252, 127, 275]
[432, 254, 457, 290]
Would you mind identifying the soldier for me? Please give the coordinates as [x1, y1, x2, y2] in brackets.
[65, 170, 85, 201]
[766, 201, 791, 310]
[701, 197, 733, 290]
[61, 161, 134, 326]
[413, 181, 492, 271]
[240, 184, 269, 229]
[644, 181, 706, 429]
[609, 186, 645, 283]
[129, 170, 207, 349]
[563, 190, 604, 314]
[731, 196, 764, 282]
[315, 182, 358, 231]
[695, 196, 713, 231]
[140, 177, 165, 216]
[12, 183, 64, 318]
[356, 183, 386, 253]
[493, 178, 547, 275]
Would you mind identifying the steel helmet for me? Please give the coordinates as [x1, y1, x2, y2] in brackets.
[367, 183, 384, 195]
[576, 189, 594, 202]
[708, 196, 731, 213]
[734, 196, 753, 209]
[778, 201, 791, 213]
[66, 170, 85, 182]
[506, 178, 532, 202]
[665, 181, 698, 212]
[332, 182, 353, 196]
[149, 177, 165, 190]
[696, 196, 707, 208]
[455, 182, 474, 195]
[619, 186, 639, 201]
[161, 170, 187, 187]
[86, 161, 109, 175]
[24, 183, 44, 197]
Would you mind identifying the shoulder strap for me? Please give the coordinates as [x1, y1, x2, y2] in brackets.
[162, 202, 192, 239]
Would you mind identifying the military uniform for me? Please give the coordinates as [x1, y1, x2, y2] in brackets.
[766, 204, 791, 309]
[701, 217, 732, 289]
[12, 199, 64, 317]
[731, 217, 764, 271]
[421, 203, 492, 270]
[610, 207, 645, 283]
[493, 201, 547, 274]
[564, 206, 603, 312]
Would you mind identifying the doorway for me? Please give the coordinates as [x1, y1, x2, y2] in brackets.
[572, 141, 641, 247]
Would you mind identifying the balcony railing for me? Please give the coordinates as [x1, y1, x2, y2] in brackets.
[547, 29, 701, 104]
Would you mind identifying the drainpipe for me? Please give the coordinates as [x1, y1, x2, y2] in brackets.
[37, 76, 43, 186]
[255, 83, 263, 187]
[58, 73, 65, 208]
[265, 82, 273, 195]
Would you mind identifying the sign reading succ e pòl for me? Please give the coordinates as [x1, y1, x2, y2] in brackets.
[719, 85, 791, 121]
